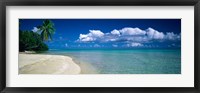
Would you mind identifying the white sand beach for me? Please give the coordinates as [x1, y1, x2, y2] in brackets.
[19, 54, 81, 74]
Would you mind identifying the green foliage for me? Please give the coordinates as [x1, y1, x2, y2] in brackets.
[37, 19, 55, 41]
[19, 30, 48, 52]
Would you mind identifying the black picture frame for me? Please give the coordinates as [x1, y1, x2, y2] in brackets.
[0, 0, 200, 93]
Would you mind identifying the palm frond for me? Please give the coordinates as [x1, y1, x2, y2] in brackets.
[47, 30, 53, 41]
[38, 19, 55, 41]
[44, 31, 48, 41]
[41, 31, 44, 41]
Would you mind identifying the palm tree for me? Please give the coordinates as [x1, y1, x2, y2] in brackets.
[37, 19, 55, 41]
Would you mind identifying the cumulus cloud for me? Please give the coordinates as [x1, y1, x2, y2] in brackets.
[32, 27, 39, 32]
[77, 27, 181, 45]
[111, 29, 120, 36]
[78, 30, 104, 42]
[89, 30, 104, 37]
[119, 27, 146, 36]
[165, 32, 180, 40]
[79, 34, 94, 42]
[146, 28, 165, 39]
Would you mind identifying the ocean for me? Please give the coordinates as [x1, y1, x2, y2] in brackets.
[43, 49, 181, 74]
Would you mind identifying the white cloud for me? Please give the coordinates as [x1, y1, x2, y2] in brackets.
[77, 27, 181, 45]
[111, 29, 120, 36]
[32, 27, 39, 32]
[126, 43, 143, 47]
[88, 30, 104, 37]
[119, 27, 146, 36]
[79, 35, 94, 42]
[79, 34, 87, 38]
[165, 32, 180, 40]
[78, 30, 104, 42]
[146, 28, 165, 39]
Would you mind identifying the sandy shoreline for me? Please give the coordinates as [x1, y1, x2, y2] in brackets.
[19, 54, 82, 74]
[74, 59, 98, 74]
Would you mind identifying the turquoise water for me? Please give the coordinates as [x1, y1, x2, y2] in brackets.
[43, 49, 181, 74]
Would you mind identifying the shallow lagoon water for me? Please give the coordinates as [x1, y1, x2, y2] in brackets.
[44, 49, 181, 74]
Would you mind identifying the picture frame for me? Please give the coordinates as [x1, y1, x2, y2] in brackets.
[0, 0, 200, 93]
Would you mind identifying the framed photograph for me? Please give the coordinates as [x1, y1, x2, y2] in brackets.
[1, 0, 200, 93]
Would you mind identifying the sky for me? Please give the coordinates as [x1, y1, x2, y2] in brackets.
[19, 19, 181, 49]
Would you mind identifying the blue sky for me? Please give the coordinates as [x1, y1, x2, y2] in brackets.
[19, 19, 181, 49]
